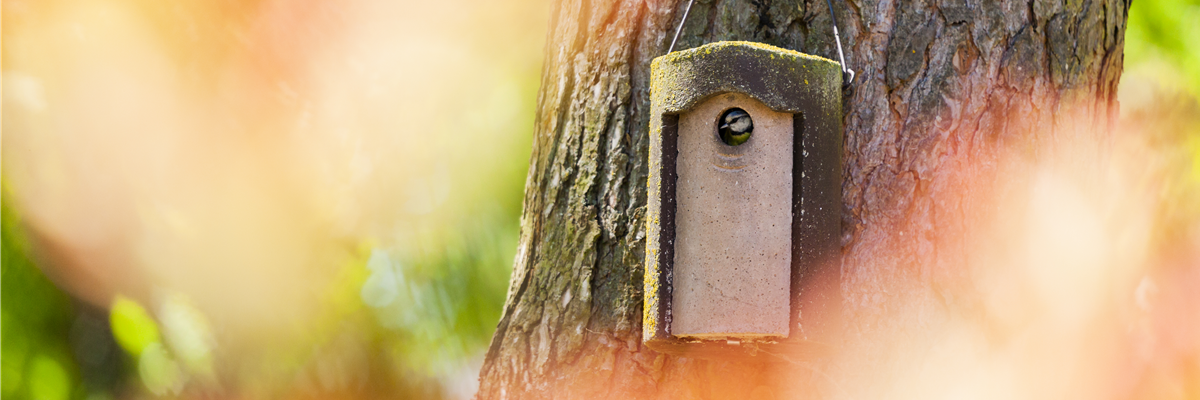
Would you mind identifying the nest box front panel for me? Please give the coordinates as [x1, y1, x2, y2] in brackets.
[672, 92, 791, 338]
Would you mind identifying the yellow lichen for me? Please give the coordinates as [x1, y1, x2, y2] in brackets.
[655, 41, 838, 68]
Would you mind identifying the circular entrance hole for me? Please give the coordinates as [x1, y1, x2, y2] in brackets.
[718, 108, 753, 146]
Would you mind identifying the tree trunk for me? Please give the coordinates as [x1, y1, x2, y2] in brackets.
[478, 0, 1129, 397]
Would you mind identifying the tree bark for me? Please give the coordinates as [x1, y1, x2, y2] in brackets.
[478, 0, 1129, 397]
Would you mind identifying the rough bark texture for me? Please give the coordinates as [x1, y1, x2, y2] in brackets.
[478, 0, 1129, 397]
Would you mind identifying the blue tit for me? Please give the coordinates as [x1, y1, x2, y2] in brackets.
[718, 108, 753, 146]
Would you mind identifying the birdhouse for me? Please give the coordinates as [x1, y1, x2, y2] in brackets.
[644, 41, 842, 358]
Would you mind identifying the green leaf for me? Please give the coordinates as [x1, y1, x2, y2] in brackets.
[109, 296, 161, 356]
[27, 354, 69, 400]
[138, 342, 183, 396]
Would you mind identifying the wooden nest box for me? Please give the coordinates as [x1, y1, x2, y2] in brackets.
[644, 41, 843, 359]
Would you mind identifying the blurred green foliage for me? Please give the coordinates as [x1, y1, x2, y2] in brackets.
[2, 189, 82, 400]
[1120, 85, 1200, 260]
[1125, 0, 1200, 95]
[2, 0, 542, 396]
[1122, 0, 1200, 257]
[26, 356, 70, 400]
[362, 216, 518, 375]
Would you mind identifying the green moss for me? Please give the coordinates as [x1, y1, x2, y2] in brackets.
[649, 41, 842, 115]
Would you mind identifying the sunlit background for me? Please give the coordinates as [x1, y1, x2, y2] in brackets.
[2, 0, 1198, 399]
[3, 0, 547, 398]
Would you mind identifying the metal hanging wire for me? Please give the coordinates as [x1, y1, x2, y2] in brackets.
[667, 0, 695, 54]
[824, 0, 856, 85]
[666, 0, 854, 86]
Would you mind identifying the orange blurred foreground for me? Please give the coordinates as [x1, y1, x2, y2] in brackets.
[5, 0, 1200, 398]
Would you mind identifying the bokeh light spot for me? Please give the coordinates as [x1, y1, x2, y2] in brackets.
[109, 296, 160, 356]
[27, 355, 69, 400]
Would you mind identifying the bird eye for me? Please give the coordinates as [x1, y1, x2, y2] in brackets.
[717, 108, 753, 146]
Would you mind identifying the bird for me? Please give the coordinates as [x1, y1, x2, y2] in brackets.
[719, 108, 753, 146]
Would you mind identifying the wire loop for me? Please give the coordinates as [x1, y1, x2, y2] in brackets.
[666, 0, 854, 86]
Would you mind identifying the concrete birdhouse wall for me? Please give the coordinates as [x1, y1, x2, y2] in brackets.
[644, 41, 843, 359]
[672, 92, 793, 338]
